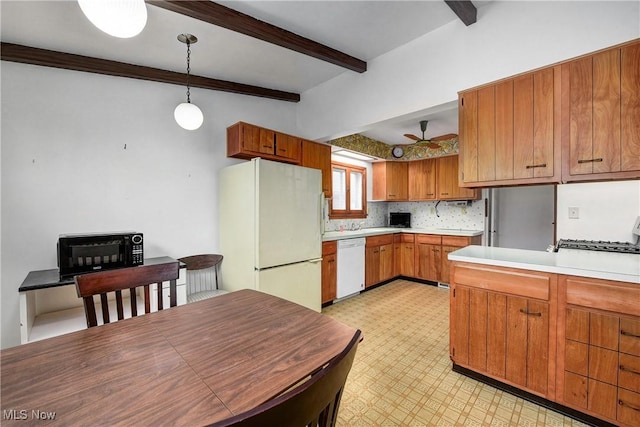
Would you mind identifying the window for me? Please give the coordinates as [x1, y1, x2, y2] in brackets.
[330, 161, 367, 219]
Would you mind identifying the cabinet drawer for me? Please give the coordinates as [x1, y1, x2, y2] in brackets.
[366, 234, 393, 247]
[618, 388, 640, 427]
[442, 235, 474, 246]
[565, 340, 589, 376]
[453, 264, 551, 301]
[564, 371, 588, 409]
[322, 241, 337, 256]
[416, 234, 441, 245]
[588, 379, 617, 420]
[394, 233, 415, 243]
[565, 277, 640, 317]
[589, 346, 618, 385]
[619, 353, 640, 393]
[621, 317, 640, 356]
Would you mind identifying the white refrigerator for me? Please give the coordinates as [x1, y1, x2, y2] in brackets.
[219, 158, 323, 312]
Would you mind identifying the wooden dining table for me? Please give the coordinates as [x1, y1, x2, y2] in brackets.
[1, 289, 359, 426]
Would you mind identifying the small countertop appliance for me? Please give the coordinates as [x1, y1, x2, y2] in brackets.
[389, 212, 411, 228]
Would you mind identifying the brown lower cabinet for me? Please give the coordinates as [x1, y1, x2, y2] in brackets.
[365, 234, 394, 288]
[321, 241, 337, 304]
[450, 262, 640, 427]
[558, 275, 640, 427]
[450, 263, 556, 398]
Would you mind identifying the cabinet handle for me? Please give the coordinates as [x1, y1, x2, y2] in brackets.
[620, 365, 640, 376]
[519, 308, 542, 317]
[427, 193, 434, 196]
[525, 163, 547, 169]
[388, 194, 396, 197]
[621, 330, 640, 339]
[262, 145, 272, 149]
[441, 192, 449, 196]
[619, 400, 640, 412]
[578, 158, 603, 164]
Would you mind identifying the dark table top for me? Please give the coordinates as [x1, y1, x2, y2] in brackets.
[1, 289, 359, 426]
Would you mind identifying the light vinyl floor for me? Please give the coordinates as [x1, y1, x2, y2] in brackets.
[322, 280, 589, 427]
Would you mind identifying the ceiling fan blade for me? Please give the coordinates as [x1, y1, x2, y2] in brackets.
[430, 133, 458, 142]
[404, 134, 420, 141]
[425, 142, 442, 149]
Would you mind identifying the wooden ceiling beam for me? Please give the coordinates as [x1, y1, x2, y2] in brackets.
[146, 0, 367, 73]
[0, 42, 300, 102]
[444, 1, 477, 26]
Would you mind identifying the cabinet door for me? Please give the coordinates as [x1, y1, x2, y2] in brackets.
[505, 297, 549, 394]
[408, 159, 436, 200]
[441, 245, 460, 284]
[568, 50, 621, 175]
[468, 289, 488, 371]
[460, 91, 478, 184]
[387, 162, 408, 200]
[321, 253, 336, 304]
[451, 285, 470, 365]
[621, 42, 640, 172]
[275, 132, 300, 162]
[240, 122, 262, 152]
[415, 235, 440, 281]
[365, 246, 380, 288]
[437, 155, 479, 200]
[258, 128, 276, 155]
[301, 140, 332, 198]
[379, 244, 394, 281]
[400, 243, 414, 277]
[373, 162, 408, 201]
[514, 69, 555, 179]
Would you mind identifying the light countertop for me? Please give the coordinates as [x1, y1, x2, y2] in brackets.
[448, 245, 640, 284]
[322, 227, 483, 241]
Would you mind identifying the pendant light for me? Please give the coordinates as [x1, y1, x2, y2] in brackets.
[78, 0, 147, 38]
[174, 34, 204, 131]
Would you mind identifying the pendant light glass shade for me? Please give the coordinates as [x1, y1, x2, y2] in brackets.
[78, 0, 147, 38]
[174, 102, 204, 131]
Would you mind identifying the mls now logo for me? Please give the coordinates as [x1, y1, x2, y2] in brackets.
[3, 409, 56, 420]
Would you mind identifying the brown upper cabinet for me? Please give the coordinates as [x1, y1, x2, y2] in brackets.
[459, 66, 561, 187]
[374, 155, 479, 201]
[408, 158, 437, 200]
[373, 161, 408, 201]
[227, 122, 302, 164]
[301, 139, 332, 198]
[227, 122, 333, 197]
[561, 41, 640, 182]
[437, 155, 480, 200]
[459, 39, 640, 186]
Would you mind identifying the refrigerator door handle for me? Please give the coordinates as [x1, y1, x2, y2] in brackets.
[319, 193, 325, 236]
[308, 258, 323, 264]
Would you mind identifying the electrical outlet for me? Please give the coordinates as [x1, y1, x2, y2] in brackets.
[568, 207, 579, 219]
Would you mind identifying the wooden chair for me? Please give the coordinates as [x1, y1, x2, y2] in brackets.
[177, 254, 228, 303]
[75, 261, 180, 328]
[209, 329, 362, 427]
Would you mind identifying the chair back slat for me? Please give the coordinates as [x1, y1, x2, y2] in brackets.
[75, 262, 179, 328]
[208, 329, 362, 427]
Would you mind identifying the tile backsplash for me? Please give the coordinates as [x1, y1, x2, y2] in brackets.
[326, 200, 485, 231]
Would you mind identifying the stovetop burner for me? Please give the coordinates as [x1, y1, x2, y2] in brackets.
[556, 239, 640, 254]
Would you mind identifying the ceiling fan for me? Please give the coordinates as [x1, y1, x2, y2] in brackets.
[403, 120, 457, 149]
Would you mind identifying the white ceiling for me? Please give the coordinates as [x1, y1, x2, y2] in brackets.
[0, 0, 485, 145]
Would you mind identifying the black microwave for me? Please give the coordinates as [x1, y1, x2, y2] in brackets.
[57, 232, 143, 278]
[389, 212, 411, 228]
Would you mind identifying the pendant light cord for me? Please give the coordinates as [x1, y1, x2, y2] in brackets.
[186, 40, 192, 104]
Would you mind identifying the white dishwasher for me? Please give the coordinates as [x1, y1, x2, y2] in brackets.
[336, 238, 365, 299]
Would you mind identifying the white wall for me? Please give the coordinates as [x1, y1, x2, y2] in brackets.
[0, 62, 297, 349]
[557, 180, 640, 242]
[297, 1, 640, 141]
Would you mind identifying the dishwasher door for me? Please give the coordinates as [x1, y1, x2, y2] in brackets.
[336, 238, 365, 299]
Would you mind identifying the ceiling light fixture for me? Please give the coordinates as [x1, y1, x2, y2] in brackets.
[174, 34, 203, 131]
[332, 149, 377, 162]
[78, 0, 147, 38]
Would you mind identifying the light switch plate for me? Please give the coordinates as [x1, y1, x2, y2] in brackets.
[568, 207, 579, 219]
